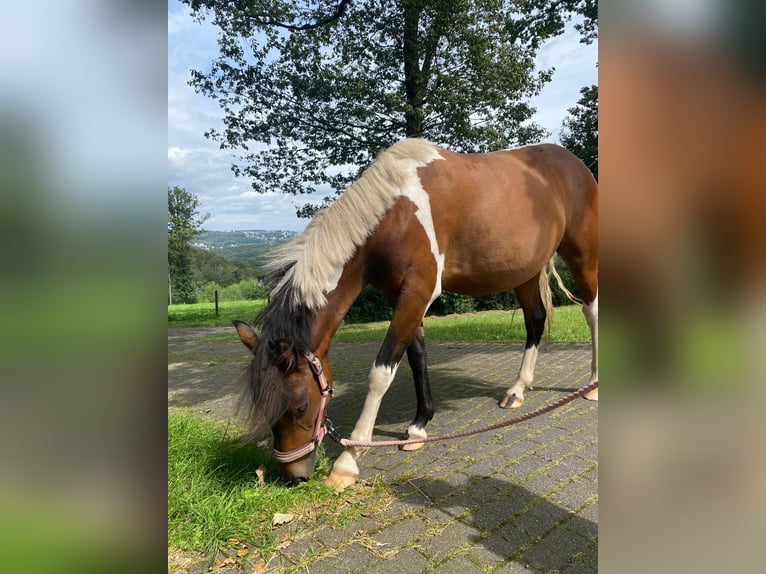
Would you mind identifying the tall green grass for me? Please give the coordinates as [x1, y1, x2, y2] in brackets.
[168, 413, 392, 554]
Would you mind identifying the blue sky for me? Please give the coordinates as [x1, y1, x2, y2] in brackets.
[168, 0, 598, 231]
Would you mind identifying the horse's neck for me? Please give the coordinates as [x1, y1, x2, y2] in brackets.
[311, 255, 366, 356]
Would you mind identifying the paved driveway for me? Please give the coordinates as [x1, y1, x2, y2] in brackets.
[169, 330, 598, 573]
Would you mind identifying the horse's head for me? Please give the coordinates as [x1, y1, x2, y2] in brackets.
[233, 320, 332, 485]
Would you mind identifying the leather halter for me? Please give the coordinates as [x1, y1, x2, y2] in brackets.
[272, 351, 333, 464]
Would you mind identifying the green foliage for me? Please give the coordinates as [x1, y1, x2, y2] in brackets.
[168, 186, 209, 304]
[191, 247, 257, 287]
[168, 412, 393, 553]
[428, 291, 476, 316]
[184, 0, 597, 215]
[344, 286, 392, 324]
[560, 84, 598, 180]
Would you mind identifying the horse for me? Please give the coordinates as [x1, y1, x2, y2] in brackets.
[233, 138, 598, 490]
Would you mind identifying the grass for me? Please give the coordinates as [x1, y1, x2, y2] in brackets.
[168, 299, 267, 327]
[168, 413, 394, 556]
[335, 305, 588, 343]
[169, 301, 589, 343]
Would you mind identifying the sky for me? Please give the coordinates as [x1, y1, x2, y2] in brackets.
[168, 1, 598, 232]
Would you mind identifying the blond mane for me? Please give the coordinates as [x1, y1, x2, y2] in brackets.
[266, 139, 443, 310]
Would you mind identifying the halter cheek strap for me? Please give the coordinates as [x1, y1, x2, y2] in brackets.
[272, 351, 333, 464]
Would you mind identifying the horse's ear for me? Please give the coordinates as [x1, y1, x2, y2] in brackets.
[233, 320, 258, 351]
[269, 339, 298, 373]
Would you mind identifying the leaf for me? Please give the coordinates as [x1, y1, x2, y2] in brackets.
[256, 465, 266, 485]
[251, 560, 267, 574]
[236, 547, 250, 557]
[271, 512, 294, 526]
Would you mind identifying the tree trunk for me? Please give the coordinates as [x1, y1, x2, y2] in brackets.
[402, 1, 424, 138]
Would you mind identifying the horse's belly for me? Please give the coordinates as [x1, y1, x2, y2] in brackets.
[441, 255, 549, 296]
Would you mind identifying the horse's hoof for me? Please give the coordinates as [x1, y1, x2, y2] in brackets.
[499, 394, 524, 409]
[584, 387, 598, 401]
[400, 433, 426, 451]
[326, 470, 357, 493]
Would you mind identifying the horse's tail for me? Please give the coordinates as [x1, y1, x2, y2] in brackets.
[539, 256, 584, 337]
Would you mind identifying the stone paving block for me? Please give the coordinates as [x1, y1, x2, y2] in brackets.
[314, 516, 382, 548]
[495, 559, 542, 573]
[472, 497, 525, 530]
[277, 536, 320, 563]
[307, 542, 377, 573]
[553, 477, 598, 512]
[578, 500, 598, 524]
[367, 547, 428, 574]
[482, 522, 533, 559]
[513, 500, 571, 537]
[373, 517, 428, 548]
[545, 455, 595, 481]
[465, 476, 506, 504]
[435, 554, 485, 574]
[561, 562, 597, 574]
[522, 528, 590, 572]
[466, 541, 508, 568]
[421, 504, 459, 526]
[420, 519, 480, 561]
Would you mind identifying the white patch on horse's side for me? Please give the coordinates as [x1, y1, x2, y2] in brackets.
[266, 139, 445, 310]
[398, 150, 446, 309]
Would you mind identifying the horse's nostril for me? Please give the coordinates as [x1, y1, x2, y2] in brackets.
[285, 476, 308, 486]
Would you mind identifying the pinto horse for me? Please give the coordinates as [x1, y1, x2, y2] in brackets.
[233, 139, 598, 489]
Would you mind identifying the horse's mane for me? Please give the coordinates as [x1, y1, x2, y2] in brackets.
[265, 138, 444, 311]
[239, 139, 443, 439]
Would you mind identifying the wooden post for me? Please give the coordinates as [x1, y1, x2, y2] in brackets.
[215, 290, 219, 317]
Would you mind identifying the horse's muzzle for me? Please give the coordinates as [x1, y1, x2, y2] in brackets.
[279, 450, 318, 485]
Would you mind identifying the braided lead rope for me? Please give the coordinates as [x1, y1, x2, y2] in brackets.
[328, 380, 597, 449]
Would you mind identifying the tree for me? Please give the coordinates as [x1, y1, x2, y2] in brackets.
[560, 84, 598, 180]
[168, 186, 209, 304]
[184, 0, 597, 214]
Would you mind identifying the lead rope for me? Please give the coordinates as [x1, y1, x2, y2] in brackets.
[325, 380, 597, 448]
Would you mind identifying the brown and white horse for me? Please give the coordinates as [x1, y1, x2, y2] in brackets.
[233, 139, 598, 490]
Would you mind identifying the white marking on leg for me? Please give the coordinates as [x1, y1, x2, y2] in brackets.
[583, 291, 598, 383]
[504, 344, 539, 406]
[331, 363, 399, 477]
[406, 424, 427, 439]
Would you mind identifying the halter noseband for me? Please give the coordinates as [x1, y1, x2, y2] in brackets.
[272, 351, 333, 464]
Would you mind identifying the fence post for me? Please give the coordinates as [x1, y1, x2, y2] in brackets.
[215, 290, 219, 317]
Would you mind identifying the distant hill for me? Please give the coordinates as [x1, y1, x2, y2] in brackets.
[194, 229, 298, 275]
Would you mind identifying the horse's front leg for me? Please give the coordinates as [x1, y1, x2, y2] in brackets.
[327, 295, 429, 491]
[400, 323, 434, 451]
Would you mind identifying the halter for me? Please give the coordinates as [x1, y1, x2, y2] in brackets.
[272, 351, 333, 464]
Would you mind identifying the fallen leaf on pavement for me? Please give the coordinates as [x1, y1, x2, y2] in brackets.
[271, 512, 294, 526]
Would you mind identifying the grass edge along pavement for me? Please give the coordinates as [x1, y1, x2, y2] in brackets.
[168, 413, 397, 564]
[169, 301, 589, 343]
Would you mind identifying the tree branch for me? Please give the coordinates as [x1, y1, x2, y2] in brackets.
[242, 0, 352, 32]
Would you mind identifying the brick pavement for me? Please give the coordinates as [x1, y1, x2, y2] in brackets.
[169, 332, 598, 573]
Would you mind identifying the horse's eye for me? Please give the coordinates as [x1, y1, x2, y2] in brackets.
[296, 402, 308, 415]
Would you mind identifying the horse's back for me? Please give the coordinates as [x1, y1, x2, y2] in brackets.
[409, 143, 594, 294]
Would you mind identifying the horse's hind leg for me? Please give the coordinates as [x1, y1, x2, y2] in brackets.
[401, 323, 434, 451]
[500, 274, 547, 409]
[558, 241, 598, 400]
